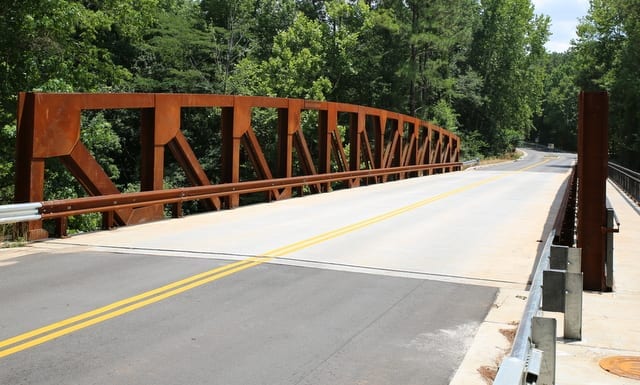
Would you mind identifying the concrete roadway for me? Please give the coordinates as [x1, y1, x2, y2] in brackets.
[0, 149, 575, 384]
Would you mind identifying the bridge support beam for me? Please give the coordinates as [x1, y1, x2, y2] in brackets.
[15, 93, 50, 240]
[577, 91, 609, 291]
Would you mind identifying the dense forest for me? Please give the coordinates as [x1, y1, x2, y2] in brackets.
[1, 0, 638, 216]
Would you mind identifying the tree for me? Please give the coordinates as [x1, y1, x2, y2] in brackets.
[574, 0, 640, 169]
[465, 0, 550, 154]
[230, 12, 331, 99]
[132, 3, 218, 93]
[535, 52, 579, 151]
[0, 0, 157, 205]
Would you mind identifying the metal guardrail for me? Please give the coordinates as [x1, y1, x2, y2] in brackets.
[462, 159, 479, 168]
[39, 162, 461, 218]
[608, 162, 640, 204]
[0, 202, 42, 225]
[494, 229, 584, 385]
[494, 231, 555, 385]
[0, 162, 461, 237]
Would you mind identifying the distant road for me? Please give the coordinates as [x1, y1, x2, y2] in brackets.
[0, 148, 575, 384]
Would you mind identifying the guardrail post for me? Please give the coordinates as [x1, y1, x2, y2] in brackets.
[532, 317, 557, 385]
[577, 91, 609, 291]
[605, 206, 616, 288]
[543, 245, 583, 340]
[564, 271, 583, 340]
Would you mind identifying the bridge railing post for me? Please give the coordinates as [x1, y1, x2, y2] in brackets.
[577, 91, 610, 291]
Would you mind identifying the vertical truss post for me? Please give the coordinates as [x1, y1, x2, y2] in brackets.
[140, 108, 164, 191]
[221, 106, 240, 208]
[14, 93, 48, 240]
[424, 126, 433, 175]
[407, 120, 418, 177]
[139, 107, 167, 222]
[577, 91, 608, 291]
[374, 114, 385, 171]
[451, 135, 460, 170]
[348, 112, 361, 187]
[374, 114, 385, 183]
[393, 119, 403, 179]
[277, 107, 293, 198]
[318, 108, 331, 192]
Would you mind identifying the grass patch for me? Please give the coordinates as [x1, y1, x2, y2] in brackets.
[477, 149, 523, 166]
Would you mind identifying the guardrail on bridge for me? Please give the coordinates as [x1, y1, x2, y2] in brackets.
[608, 162, 640, 204]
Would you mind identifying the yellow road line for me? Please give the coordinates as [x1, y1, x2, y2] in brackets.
[0, 259, 253, 350]
[0, 260, 265, 358]
[0, 156, 553, 358]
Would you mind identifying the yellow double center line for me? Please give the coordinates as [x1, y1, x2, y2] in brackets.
[0, 157, 553, 359]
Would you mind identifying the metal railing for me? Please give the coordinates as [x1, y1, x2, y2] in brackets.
[494, 231, 555, 385]
[608, 162, 640, 204]
[462, 158, 479, 168]
[494, 162, 585, 385]
[0, 202, 42, 225]
[494, 230, 584, 385]
[38, 162, 461, 220]
[1, 162, 461, 238]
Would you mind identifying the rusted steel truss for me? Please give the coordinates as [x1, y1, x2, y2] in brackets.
[15, 93, 460, 239]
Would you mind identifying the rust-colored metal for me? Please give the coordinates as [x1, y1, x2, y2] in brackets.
[39, 162, 462, 219]
[14, 93, 461, 239]
[577, 91, 609, 291]
[599, 356, 640, 380]
[553, 165, 577, 247]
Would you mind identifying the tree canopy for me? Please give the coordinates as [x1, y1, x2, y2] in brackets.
[2, 0, 638, 225]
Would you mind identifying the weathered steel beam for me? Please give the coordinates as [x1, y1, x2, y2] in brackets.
[39, 162, 463, 219]
[577, 91, 609, 291]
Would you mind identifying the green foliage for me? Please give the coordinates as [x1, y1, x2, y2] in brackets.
[464, 0, 550, 154]
[132, 4, 218, 92]
[231, 12, 332, 99]
[535, 52, 579, 151]
[429, 100, 459, 131]
[459, 130, 488, 161]
[0, 0, 577, 234]
[573, 0, 640, 169]
[0, 123, 16, 205]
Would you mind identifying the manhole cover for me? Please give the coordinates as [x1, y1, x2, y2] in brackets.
[599, 356, 640, 380]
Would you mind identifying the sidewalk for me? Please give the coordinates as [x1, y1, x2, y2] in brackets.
[554, 182, 640, 384]
[450, 181, 640, 384]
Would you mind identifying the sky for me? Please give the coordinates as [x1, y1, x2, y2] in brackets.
[532, 0, 591, 52]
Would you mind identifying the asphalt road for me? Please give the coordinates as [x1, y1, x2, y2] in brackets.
[0, 148, 575, 385]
